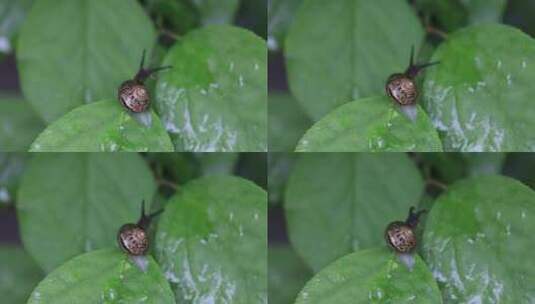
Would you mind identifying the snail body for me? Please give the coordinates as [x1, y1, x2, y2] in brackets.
[385, 207, 426, 253]
[117, 200, 163, 256]
[118, 50, 171, 113]
[385, 47, 439, 106]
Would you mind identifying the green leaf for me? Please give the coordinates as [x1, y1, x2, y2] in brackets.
[0, 153, 28, 205]
[415, 0, 506, 31]
[27, 249, 175, 304]
[422, 24, 535, 152]
[423, 175, 535, 303]
[155, 25, 267, 152]
[269, 92, 311, 152]
[17, 153, 156, 272]
[285, 0, 424, 121]
[269, 245, 311, 304]
[192, 0, 239, 25]
[29, 100, 173, 152]
[296, 97, 442, 152]
[0, 246, 43, 303]
[0, 98, 44, 151]
[267, 0, 302, 51]
[155, 176, 267, 303]
[294, 248, 442, 304]
[285, 153, 424, 271]
[17, 0, 156, 123]
[0, 0, 34, 55]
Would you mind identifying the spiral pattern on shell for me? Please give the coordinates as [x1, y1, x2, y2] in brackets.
[386, 75, 418, 106]
[385, 222, 417, 253]
[118, 224, 149, 256]
[118, 80, 150, 113]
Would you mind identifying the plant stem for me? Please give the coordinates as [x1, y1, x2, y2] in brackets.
[426, 25, 448, 39]
[157, 179, 179, 191]
[426, 179, 448, 191]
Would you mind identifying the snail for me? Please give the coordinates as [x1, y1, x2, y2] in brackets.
[385, 47, 439, 106]
[117, 200, 163, 256]
[118, 50, 171, 113]
[385, 206, 426, 253]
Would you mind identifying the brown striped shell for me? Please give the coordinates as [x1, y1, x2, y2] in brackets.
[386, 74, 417, 106]
[385, 47, 439, 106]
[385, 221, 417, 253]
[117, 223, 149, 256]
[118, 80, 150, 113]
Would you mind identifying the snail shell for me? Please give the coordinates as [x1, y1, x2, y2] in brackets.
[386, 74, 417, 106]
[118, 80, 150, 113]
[116, 200, 163, 256]
[385, 221, 417, 253]
[117, 223, 149, 256]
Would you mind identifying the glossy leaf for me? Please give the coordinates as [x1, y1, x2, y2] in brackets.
[269, 245, 312, 304]
[269, 92, 311, 152]
[155, 25, 267, 152]
[0, 246, 43, 304]
[285, 0, 424, 120]
[27, 249, 175, 304]
[296, 96, 442, 152]
[17, 153, 156, 272]
[294, 248, 442, 304]
[267, 0, 303, 51]
[423, 175, 535, 303]
[155, 176, 267, 303]
[423, 24, 535, 151]
[0, 98, 44, 151]
[285, 153, 424, 271]
[29, 100, 173, 152]
[17, 0, 156, 123]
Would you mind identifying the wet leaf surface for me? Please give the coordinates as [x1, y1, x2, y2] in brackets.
[0, 98, 44, 152]
[285, 154, 424, 271]
[296, 96, 442, 152]
[0, 246, 43, 303]
[423, 175, 535, 303]
[17, 0, 155, 123]
[285, 0, 424, 120]
[17, 153, 156, 272]
[155, 176, 267, 303]
[29, 100, 173, 152]
[422, 24, 535, 151]
[27, 249, 174, 304]
[155, 25, 267, 152]
[294, 248, 442, 304]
